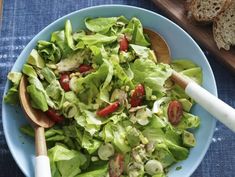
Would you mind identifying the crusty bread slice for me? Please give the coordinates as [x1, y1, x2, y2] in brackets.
[213, 1, 235, 50]
[188, 0, 231, 23]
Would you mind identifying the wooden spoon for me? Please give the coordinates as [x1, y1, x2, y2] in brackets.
[19, 75, 54, 177]
[144, 28, 235, 132]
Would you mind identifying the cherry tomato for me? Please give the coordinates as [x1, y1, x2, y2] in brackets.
[109, 154, 124, 177]
[79, 64, 93, 73]
[167, 100, 183, 125]
[130, 84, 145, 107]
[119, 36, 129, 52]
[46, 108, 64, 123]
[59, 73, 70, 91]
[97, 101, 119, 117]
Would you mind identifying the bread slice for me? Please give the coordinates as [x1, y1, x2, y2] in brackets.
[213, 1, 235, 50]
[188, 0, 231, 23]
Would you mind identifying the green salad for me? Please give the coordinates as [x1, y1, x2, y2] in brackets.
[4, 16, 202, 177]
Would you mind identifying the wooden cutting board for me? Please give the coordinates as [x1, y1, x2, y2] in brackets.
[152, 0, 235, 72]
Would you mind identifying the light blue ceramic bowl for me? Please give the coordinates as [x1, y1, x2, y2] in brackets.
[2, 5, 216, 177]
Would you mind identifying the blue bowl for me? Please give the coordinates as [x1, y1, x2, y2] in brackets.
[2, 5, 216, 177]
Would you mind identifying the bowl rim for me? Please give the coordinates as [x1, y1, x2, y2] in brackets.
[2, 4, 217, 177]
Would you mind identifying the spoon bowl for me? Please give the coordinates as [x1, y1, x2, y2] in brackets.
[19, 75, 54, 128]
[144, 28, 171, 64]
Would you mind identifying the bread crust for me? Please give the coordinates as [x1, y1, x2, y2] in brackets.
[213, 0, 235, 50]
[188, 0, 232, 23]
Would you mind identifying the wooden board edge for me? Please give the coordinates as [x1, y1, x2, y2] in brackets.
[151, 0, 235, 73]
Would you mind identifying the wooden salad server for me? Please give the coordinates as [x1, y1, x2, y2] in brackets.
[144, 28, 235, 132]
[19, 75, 54, 177]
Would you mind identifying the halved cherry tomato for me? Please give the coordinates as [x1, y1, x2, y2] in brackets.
[97, 101, 119, 117]
[46, 108, 64, 123]
[119, 36, 129, 52]
[59, 73, 70, 91]
[109, 154, 124, 177]
[130, 84, 145, 107]
[79, 64, 93, 73]
[167, 100, 183, 125]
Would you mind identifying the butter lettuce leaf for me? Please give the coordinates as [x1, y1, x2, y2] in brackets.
[112, 61, 134, 89]
[176, 112, 200, 129]
[76, 164, 108, 177]
[56, 50, 88, 73]
[81, 132, 102, 154]
[22, 64, 57, 110]
[171, 59, 202, 84]
[27, 49, 45, 68]
[77, 33, 117, 46]
[130, 44, 157, 63]
[124, 17, 150, 46]
[131, 59, 172, 96]
[85, 17, 118, 33]
[4, 72, 22, 104]
[70, 60, 111, 104]
[4, 87, 19, 105]
[51, 30, 73, 58]
[48, 144, 87, 177]
[37, 40, 61, 63]
[27, 84, 48, 111]
[65, 20, 85, 50]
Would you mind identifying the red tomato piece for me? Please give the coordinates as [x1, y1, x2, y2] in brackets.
[97, 101, 119, 117]
[130, 84, 145, 107]
[167, 100, 183, 125]
[79, 64, 93, 73]
[59, 73, 70, 91]
[109, 154, 124, 177]
[119, 36, 129, 52]
[46, 108, 64, 123]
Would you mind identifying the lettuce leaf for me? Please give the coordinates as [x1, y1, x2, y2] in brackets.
[37, 40, 61, 63]
[22, 64, 37, 78]
[20, 124, 34, 137]
[4, 72, 22, 104]
[130, 44, 157, 63]
[48, 144, 87, 177]
[124, 17, 150, 46]
[81, 132, 102, 154]
[131, 59, 172, 96]
[65, 20, 75, 50]
[153, 143, 176, 168]
[56, 50, 87, 73]
[45, 80, 64, 109]
[76, 164, 108, 177]
[112, 61, 134, 89]
[26, 84, 48, 111]
[22, 64, 57, 110]
[101, 121, 131, 154]
[65, 20, 85, 50]
[175, 112, 200, 129]
[74, 108, 103, 136]
[77, 33, 117, 46]
[70, 60, 110, 104]
[165, 140, 189, 161]
[85, 17, 118, 33]
[27, 49, 45, 68]
[37, 67, 65, 109]
[172, 59, 202, 85]
[51, 30, 73, 58]
[99, 59, 113, 103]
[41, 67, 56, 83]
[88, 45, 103, 65]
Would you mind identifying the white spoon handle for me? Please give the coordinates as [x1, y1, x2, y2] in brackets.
[35, 156, 51, 177]
[185, 82, 235, 132]
[35, 127, 51, 177]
